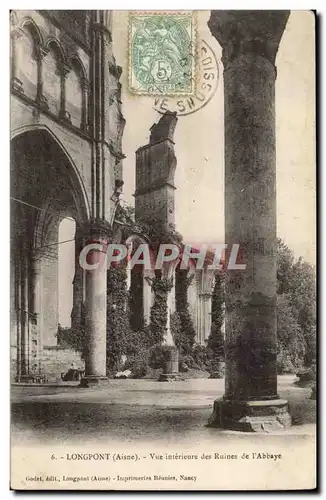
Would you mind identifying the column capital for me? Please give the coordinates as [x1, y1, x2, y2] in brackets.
[10, 26, 25, 41]
[161, 257, 179, 281]
[37, 46, 50, 60]
[31, 248, 43, 265]
[62, 63, 71, 78]
[208, 10, 290, 68]
[83, 219, 113, 243]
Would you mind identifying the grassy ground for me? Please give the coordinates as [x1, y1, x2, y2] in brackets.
[11, 375, 316, 446]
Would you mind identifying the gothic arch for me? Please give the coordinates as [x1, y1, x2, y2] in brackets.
[43, 37, 67, 64]
[10, 10, 19, 27]
[69, 55, 87, 82]
[65, 56, 89, 128]
[11, 126, 91, 347]
[11, 124, 91, 228]
[11, 18, 43, 99]
[11, 124, 90, 235]
[19, 17, 44, 52]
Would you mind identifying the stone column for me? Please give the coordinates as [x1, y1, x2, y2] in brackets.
[197, 268, 214, 345]
[10, 27, 24, 93]
[158, 262, 182, 382]
[81, 77, 89, 132]
[30, 252, 42, 321]
[35, 47, 49, 111]
[59, 64, 72, 122]
[198, 293, 212, 345]
[143, 269, 154, 326]
[71, 229, 84, 333]
[208, 11, 291, 431]
[29, 251, 42, 378]
[164, 272, 176, 346]
[81, 221, 111, 386]
[20, 248, 30, 380]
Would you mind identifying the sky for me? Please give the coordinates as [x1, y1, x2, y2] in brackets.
[112, 10, 316, 263]
[58, 10, 316, 327]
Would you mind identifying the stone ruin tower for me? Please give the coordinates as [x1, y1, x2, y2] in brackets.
[132, 111, 215, 348]
[134, 111, 178, 228]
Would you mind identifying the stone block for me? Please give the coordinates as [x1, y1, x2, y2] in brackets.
[207, 398, 291, 432]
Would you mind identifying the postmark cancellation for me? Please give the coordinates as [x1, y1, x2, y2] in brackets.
[129, 12, 196, 96]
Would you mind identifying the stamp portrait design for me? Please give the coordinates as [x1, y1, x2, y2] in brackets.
[129, 12, 196, 95]
[153, 39, 219, 116]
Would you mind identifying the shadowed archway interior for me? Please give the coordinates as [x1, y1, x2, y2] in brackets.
[11, 128, 88, 380]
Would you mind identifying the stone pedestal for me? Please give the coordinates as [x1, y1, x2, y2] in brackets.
[207, 11, 291, 430]
[208, 398, 291, 432]
[158, 346, 183, 382]
[80, 221, 111, 387]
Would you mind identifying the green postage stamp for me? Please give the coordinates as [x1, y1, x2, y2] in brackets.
[129, 12, 196, 95]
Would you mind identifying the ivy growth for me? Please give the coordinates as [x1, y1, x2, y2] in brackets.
[175, 268, 196, 355]
[148, 272, 173, 346]
[206, 270, 225, 374]
[106, 263, 131, 374]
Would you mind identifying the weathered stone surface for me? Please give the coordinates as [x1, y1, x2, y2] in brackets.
[158, 373, 185, 382]
[164, 346, 179, 374]
[208, 10, 290, 429]
[208, 11, 290, 68]
[40, 347, 84, 382]
[79, 375, 108, 388]
[208, 398, 291, 432]
[10, 10, 125, 382]
[158, 346, 184, 381]
[135, 112, 178, 230]
[83, 221, 111, 380]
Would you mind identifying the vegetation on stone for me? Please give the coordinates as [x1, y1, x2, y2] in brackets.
[174, 268, 196, 355]
[57, 232, 315, 380]
[276, 238, 316, 373]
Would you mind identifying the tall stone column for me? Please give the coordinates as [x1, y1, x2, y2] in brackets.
[30, 251, 42, 321]
[59, 64, 72, 122]
[71, 229, 85, 333]
[35, 47, 49, 111]
[198, 293, 212, 345]
[29, 251, 42, 377]
[158, 262, 181, 381]
[81, 221, 111, 386]
[208, 11, 291, 431]
[20, 248, 30, 380]
[143, 269, 154, 326]
[15, 249, 22, 381]
[10, 27, 24, 93]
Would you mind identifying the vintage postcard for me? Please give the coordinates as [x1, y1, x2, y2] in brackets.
[10, 10, 316, 490]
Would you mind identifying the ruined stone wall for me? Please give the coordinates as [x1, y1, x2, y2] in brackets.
[40, 347, 84, 382]
[134, 112, 177, 230]
[10, 10, 125, 381]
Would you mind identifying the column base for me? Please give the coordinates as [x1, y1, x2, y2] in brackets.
[16, 374, 47, 384]
[79, 376, 108, 388]
[158, 373, 185, 382]
[207, 398, 291, 432]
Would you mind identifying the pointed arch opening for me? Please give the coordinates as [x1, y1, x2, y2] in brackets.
[11, 127, 89, 378]
[15, 21, 40, 99]
[66, 58, 86, 128]
[43, 41, 63, 115]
